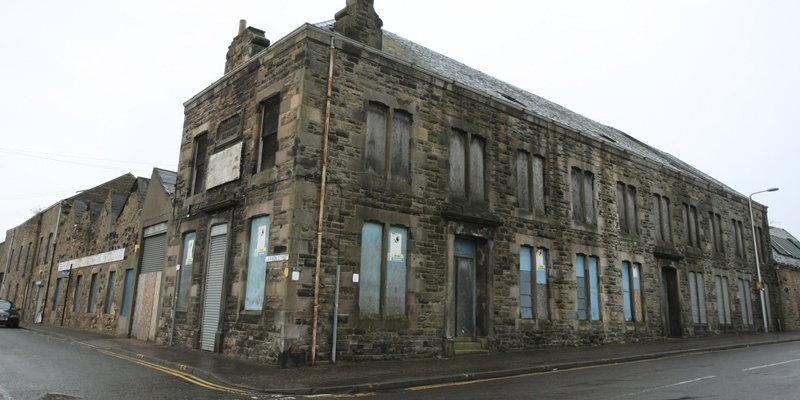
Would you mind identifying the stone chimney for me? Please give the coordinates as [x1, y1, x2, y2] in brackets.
[333, 0, 383, 50]
[225, 19, 271, 74]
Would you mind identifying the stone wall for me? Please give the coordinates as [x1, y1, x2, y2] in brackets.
[159, 20, 777, 363]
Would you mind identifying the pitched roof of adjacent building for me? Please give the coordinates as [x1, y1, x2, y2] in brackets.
[770, 227, 800, 268]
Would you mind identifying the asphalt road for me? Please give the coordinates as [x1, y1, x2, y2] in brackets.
[369, 341, 800, 400]
[0, 327, 287, 400]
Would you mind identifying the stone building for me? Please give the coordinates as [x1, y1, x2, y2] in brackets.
[0, 169, 176, 339]
[771, 227, 800, 331]
[158, 0, 778, 363]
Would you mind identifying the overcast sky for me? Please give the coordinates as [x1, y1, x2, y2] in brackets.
[1, 1, 798, 243]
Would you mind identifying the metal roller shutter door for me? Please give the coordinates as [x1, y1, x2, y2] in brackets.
[140, 234, 166, 274]
[201, 232, 227, 352]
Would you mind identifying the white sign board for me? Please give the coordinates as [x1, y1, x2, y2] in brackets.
[206, 141, 242, 189]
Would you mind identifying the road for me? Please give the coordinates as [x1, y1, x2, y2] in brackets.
[370, 341, 800, 400]
[0, 328, 285, 400]
[3, 325, 800, 400]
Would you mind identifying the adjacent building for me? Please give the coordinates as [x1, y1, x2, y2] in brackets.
[0, 169, 176, 338]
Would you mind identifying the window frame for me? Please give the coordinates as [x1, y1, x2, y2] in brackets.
[571, 168, 596, 225]
[576, 254, 601, 321]
[519, 246, 549, 320]
[358, 221, 409, 317]
[616, 182, 638, 235]
[516, 150, 546, 214]
[257, 95, 280, 173]
[191, 132, 209, 195]
[104, 270, 117, 314]
[621, 261, 643, 322]
[688, 271, 708, 326]
[449, 129, 486, 201]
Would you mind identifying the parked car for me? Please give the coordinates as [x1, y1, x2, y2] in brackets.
[0, 299, 20, 328]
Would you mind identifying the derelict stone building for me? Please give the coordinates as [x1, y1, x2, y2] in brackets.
[159, 0, 777, 362]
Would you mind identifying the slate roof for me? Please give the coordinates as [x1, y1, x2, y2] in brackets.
[155, 168, 177, 195]
[770, 227, 800, 268]
[377, 30, 735, 193]
[312, 19, 736, 195]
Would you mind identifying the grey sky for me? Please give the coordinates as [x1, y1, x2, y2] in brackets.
[1, 1, 797, 240]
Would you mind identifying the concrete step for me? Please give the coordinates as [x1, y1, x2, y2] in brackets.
[453, 340, 488, 356]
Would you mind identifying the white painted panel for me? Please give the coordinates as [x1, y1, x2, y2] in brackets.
[206, 141, 242, 189]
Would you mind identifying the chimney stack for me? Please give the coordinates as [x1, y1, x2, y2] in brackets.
[225, 20, 270, 74]
[333, 0, 383, 50]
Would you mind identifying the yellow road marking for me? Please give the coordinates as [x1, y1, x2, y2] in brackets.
[98, 349, 252, 395]
[406, 355, 684, 391]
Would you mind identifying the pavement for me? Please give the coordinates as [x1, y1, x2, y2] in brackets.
[18, 323, 800, 396]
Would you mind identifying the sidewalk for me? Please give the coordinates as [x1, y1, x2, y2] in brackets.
[20, 323, 800, 395]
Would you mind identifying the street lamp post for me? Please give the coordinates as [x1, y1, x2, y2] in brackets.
[748, 187, 778, 334]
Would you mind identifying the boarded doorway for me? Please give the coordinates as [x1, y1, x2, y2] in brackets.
[661, 266, 682, 337]
[454, 238, 476, 338]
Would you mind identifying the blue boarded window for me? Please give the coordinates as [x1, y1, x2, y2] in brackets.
[245, 216, 270, 311]
[120, 269, 135, 316]
[576, 254, 601, 321]
[622, 262, 643, 322]
[519, 246, 549, 320]
[359, 222, 408, 316]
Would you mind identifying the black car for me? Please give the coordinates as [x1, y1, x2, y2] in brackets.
[0, 299, 20, 328]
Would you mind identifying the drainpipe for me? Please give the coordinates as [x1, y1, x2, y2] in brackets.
[41, 200, 64, 323]
[311, 36, 336, 366]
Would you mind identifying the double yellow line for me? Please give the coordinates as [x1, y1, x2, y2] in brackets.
[98, 349, 253, 395]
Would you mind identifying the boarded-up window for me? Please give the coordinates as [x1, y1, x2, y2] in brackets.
[449, 129, 486, 200]
[715, 275, 732, 326]
[622, 262, 643, 322]
[689, 272, 708, 325]
[449, 130, 467, 197]
[359, 222, 382, 315]
[365, 102, 411, 181]
[571, 168, 595, 225]
[358, 221, 408, 317]
[519, 246, 549, 320]
[709, 212, 723, 252]
[683, 203, 700, 247]
[733, 219, 745, 257]
[739, 278, 754, 325]
[53, 278, 62, 311]
[72, 275, 83, 313]
[121, 269, 134, 316]
[469, 136, 485, 200]
[390, 111, 411, 181]
[177, 232, 196, 310]
[653, 194, 671, 241]
[576, 254, 600, 321]
[259, 96, 280, 172]
[365, 103, 387, 176]
[516, 151, 546, 213]
[105, 270, 117, 314]
[616, 182, 638, 234]
[191, 133, 208, 195]
[245, 216, 270, 311]
[88, 273, 98, 313]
